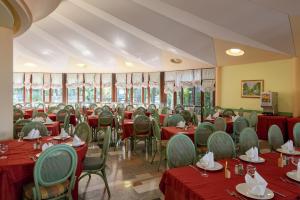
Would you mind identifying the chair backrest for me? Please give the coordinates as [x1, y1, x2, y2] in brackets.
[233, 117, 249, 143]
[148, 104, 156, 111]
[222, 109, 235, 117]
[33, 144, 77, 199]
[13, 119, 31, 139]
[192, 113, 199, 126]
[132, 110, 146, 119]
[125, 105, 134, 111]
[268, 124, 284, 150]
[56, 109, 70, 123]
[14, 108, 24, 121]
[74, 122, 92, 143]
[133, 115, 151, 136]
[151, 110, 160, 125]
[174, 104, 184, 114]
[64, 105, 75, 114]
[21, 121, 48, 136]
[239, 127, 259, 155]
[89, 103, 98, 110]
[94, 107, 103, 115]
[293, 123, 300, 147]
[57, 103, 65, 110]
[167, 134, 196, 168]
[214, 117, 227, 131]
[47, 106, 58, 114]
[194, 122, 215, 147]
[248, 111, 258, 128]
[136, 106, 146, 113]
[238, 107, 244, 117]
[33, 112, 48, 120]
[180, 110, 192, 123]
[98, 110, 113, 127]
[161, 106, 170, 114]
[166, 114, 185, 127]
[75, 108, 83, 123]
[207, 131, 236, 160]
[14, 103, 23, 109]
[151, 119, 161, 141]
[35, 103, 45, 110]
[102, 105, 111, 111]
[100, 128, 111, 165]
[63, 113, 71, 132]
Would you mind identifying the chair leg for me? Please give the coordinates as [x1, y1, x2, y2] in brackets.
[101, 169, 111, 197]
[150, 149, 157, 164]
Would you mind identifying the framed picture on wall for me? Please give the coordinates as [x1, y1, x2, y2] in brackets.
[241, 80, 264, 98]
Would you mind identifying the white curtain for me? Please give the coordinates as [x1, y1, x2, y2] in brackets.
[174, 72, 182, 92]
[132, 73, 142, 88]
[84, 73, 95, 88]
[43, 73, 51, 90]
[24, 73, 31, 89]
[165, 71, 177, 82]
[66, 74, 78, 89]
[126, 73, 132, 89]
[78, 74, 84, 88]
[149, 72, 160, 88]
[202, 80, 215, 92]
[164, 71, 176, 93]
[51, 73, 62, 89]
[142, 72, 149, 88]
[193, 69, 202, 87]
[102, 73, 112, 88]
[13, 73, 24, 89]
[94, 74, 101, 88]
[115, 73, 126, 88]
[180, 70, 194, 88]
[202, 68, 215, 79]
[31, 73, 44, 89]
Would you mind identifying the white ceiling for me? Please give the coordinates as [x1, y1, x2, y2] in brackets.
[13, 0, 300, 73]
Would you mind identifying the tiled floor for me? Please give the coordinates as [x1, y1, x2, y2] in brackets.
[78, 139, 271, 200]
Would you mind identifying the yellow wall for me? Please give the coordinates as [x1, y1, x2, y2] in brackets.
[219, 59, 294, 113]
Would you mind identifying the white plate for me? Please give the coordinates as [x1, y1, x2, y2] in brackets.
[236, 183, 274, 200]
[239, 155, 265, 163]
[53, 136, 71, 140]
[176, 126, 185, 128]
[65, 141, 85, 147]
[23, 136, 41, 140]
[286, 171, 300, 182]
[43, 122, 54, 125]
[196, 161, 223, 171]
[276, 148, 300, 155]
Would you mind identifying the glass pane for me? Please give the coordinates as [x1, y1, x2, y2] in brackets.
[195, 87, 201, 106]
[144, 88, 148, 105]
[204, 91, 214, 109]
[166, 91, 174, 109]
[32, 89, 43, 104]
[127, 88, 132, 104]
[68, 88, 77, 104]
[96, 88, 101, 102]
[52, 89, 62, 103]
[176, 91, 182, 105]
[117, 88, 126, 103]
[44, 90, 50, 103]
[85, 88, 94, 103]
[133, 88, 142, 105]
[25, 89, 30, 103]
[183, 88, 193, 106]
[13, 88, 24, 104]
[102, 87, 112, 103]
[150, 87, 160, 106]
[79, 88, 83, 103]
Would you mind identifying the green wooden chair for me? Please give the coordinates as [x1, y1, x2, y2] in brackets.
[151, 110, 160, 126]
[23, 144, 78, 200]
[79, 128, 111, 197]
[33, 112, 48, 121]
[47, 106, 58, 114]
[57, 103, 65, 110]
[233, 117, 249, 144]
[75, 108, 84, 124]
[35, 103, 45, 111]
[150, 119, 167, 171]
[161, 106, 170, 114]
[174, 104, 184, 114]
[268, 125, 284, 151]
[94, 107, 103, 115]
[102, 105, 111, 111]
[132, 110, 146, 119]
[21, 121, 48, 137]
[13, 119, 31, 139]
[148, 104, 156, 111]
[214, 117, 227, 131]
[248, 111, 258, 130]
[89, 103, 98, 110]
[222, 109, 235, 117]
[207, 131, 236, 160]
[166, 134, 196, 168]
[64, 105, 75, 114]
[132, 115, 151, 152]
[96, 110, 114, 142]
[238, 107, 244, 117]
[74, 122, 92, 143]
[14, 103, 23, 109]
[56, 109, 70, 123]
[136, 106, 146, 113]
[14, 108, 24, 122]
[192, 113, 199, 126]
[239, 127, 259, 155]
[180, 110, 192, 124]
[194, 122, 215, 155]
[125, 105, 134, 111]
[164, 114, 185, 127]
[293, 123, 300, 147]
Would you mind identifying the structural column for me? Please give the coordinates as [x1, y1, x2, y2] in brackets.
[215, 66, 222, 107]
[292, 57, 300, 117]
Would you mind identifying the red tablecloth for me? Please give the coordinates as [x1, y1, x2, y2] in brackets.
[23, 114, 31, 119]
[24, 109, 44, 118]
[46, 121, 61, 136]
[159, 114, 168, 125]
[204, 118, 233, 133]
[85, 109, 94, 116]
[122, 119, 134, 139]
[287, 117, 300, 141]
[87, 115, 98, 128]
[48, 113, 77, 126]
[257, 115, 288, 140]
[161, 126, 195, 141]
[124, 111, 151, 119]
[160, 152, 300, 200]
[0, 137, 87, 200]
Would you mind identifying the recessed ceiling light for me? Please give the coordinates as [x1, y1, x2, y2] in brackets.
[170, 58, 182, 64]
[125, 61, 133, 67]
[24, 62, 37, 67]
[114, 39, 126, 48]
[77, 63, 87, 68]
[226, 48, 245, 56]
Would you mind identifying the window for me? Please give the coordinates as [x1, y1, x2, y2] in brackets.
[183, 88, 193, 106]
[204, 91, 214, 109]
[96, 88, 101, 102]
[85, 87, 94, 103]
[25, 88, 30, 103]
[52, 88, 62, 103]
[32, 89, 43, 104]
[195, 87, 202, 106]
[176, 91, 182, 105]
[102, 87, 112, 103]
[127, 88, 132, 104]
[150, 87, 160, 105]
[44, 90, 50, 103]
[144, 88, 148, 105]
[13, 88, 23, 104]
[133, 88, 142, 104]
[68, 88, 78, 104]
[117, 88, 126, 103]
[166, 91, 174, 109]
[79, 88, 83, 103]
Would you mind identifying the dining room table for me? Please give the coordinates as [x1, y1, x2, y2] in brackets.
[124, 111, 151, 119]
[287, 117, 300, 141]
[204, 117, 233, 133]
[23, 108, 45, 118]
[0, 136, 87, 200]
[159, 114, 168, 125]
[161, 126, 196, 141]
[256, 115, 288, 140]
[160, 152, 300, 200]
[14, 121, 61, 137]
[48, 113, 77, 126]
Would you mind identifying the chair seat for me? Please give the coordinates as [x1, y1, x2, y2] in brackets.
[23, 180, 69, 200]
[83, 156, 104, 170]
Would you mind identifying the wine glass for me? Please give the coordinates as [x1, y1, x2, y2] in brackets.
[0, 144, 8, 159]
[18, 131, 24, 142]
[246, 164, 256, 178]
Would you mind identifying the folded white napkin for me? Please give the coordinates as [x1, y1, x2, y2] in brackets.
[60, 128, 69, 138]
[72, 135, 82, 146]
[206, 114, 212, 120]
[42, 142, 53, 151]
[28, 129, 40, 138]
[177, 121, 185, 128]
[246, 147, 259, 161]
[200, 152, 214, 169]
[213, 112, 220, 118]
[232, 115, 239, 122]
[245, 171, 267, 196]
[297, 160, 300, 179]
[46, 117, 53, 123]
[281, 140, 294, 152]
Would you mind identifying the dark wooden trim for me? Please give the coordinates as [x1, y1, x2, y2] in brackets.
[160, 72, 165, 105]
[112, 73, 116, 102]
[62, 74, 67, 104]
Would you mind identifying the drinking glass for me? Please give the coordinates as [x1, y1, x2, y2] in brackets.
[0, 144, 8, 159]
[246, 164, 256, 178]
[18, 131, 24, 142]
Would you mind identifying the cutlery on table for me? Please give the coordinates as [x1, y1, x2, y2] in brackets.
[272, 190, 287, 198]
[280, 177, 300, 187]
[226, 189, 247, 200]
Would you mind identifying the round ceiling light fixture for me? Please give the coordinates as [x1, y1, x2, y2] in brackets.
[226, 48, 245, 56]
[77, 63, 87, 68]
[125, 61, 134, 67]
[24, 62, 37, 67]
[170, 58, 182, 64]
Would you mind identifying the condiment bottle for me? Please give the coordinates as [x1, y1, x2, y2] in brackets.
[278, 153, 284, 168]
[225, 161, 231, 179]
